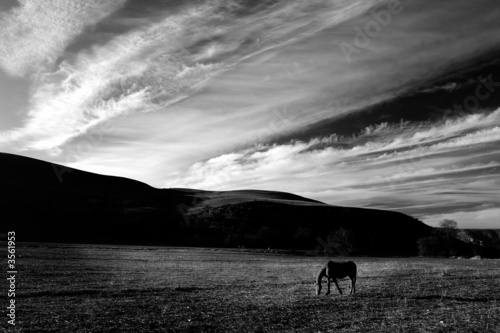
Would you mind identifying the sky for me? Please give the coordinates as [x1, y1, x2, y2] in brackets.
[1, 0, 499, 228]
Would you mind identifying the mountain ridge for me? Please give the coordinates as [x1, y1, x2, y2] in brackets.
[1, 152, 433, 255]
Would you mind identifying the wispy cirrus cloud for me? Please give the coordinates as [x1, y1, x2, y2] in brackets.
[0, 0, 376, 153]
[1, 0, 500, 228]
[0, 0, 127, 77]
[168, 109, 500, 226]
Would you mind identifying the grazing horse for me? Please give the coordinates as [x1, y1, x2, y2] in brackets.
[315, 261, 356, 296]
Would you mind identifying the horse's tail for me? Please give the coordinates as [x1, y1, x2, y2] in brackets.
[315, 266, 325, 284]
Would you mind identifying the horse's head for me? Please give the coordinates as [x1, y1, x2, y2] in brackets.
[315, 283, 322, 295]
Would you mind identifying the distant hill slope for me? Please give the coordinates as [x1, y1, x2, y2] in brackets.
[458, 229, 500, 249]
[1, 153, 432, 255]
[170, 188, 325, 207]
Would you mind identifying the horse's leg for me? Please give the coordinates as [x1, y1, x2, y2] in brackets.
[316, 281, 322, 295]
[333, 278, 342, 295]
[352, 268, 357, 295]
[326, 278, 331, 295]
[350, 276, 356, 295]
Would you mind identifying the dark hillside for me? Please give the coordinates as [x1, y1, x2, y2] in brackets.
[1, 153, 432, 255]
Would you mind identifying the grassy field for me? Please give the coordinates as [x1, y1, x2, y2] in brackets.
[2, 243, 500, 332]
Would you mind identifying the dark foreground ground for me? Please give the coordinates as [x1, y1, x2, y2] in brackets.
[1, 243, 499, 332]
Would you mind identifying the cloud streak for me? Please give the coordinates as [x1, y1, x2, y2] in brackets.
[1, 0, 500, 228]
[0, 0, 378, 152]
[0, 0, 127, 77]
[168, 109, 500, 226]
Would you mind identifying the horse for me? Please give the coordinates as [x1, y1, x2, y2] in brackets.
[315, 261, 356, 296]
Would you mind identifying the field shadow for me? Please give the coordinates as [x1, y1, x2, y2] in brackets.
[174, 286, 202, 293]
[412, 295, 493, 303]
[18, 287, 161, 298]
[18, 286, 191, 298]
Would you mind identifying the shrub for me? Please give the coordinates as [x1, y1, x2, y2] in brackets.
[327, 227, 357, 256]
[417, 236, 446, 256]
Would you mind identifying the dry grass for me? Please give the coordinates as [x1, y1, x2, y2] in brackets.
[2, 243, 500, 332]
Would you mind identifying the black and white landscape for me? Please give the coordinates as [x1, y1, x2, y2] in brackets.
[1, 0, 499, 332]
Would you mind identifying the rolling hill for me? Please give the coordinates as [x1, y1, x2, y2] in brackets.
[458, 229, 500, 249]
[1, 152, 434, 255]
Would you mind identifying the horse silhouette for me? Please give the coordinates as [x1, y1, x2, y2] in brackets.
[315, 261, 356, 295]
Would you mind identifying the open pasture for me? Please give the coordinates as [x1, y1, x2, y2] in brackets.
[3, 243, 500, 332]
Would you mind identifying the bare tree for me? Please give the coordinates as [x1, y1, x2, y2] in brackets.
[439, 219, 458, 239]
